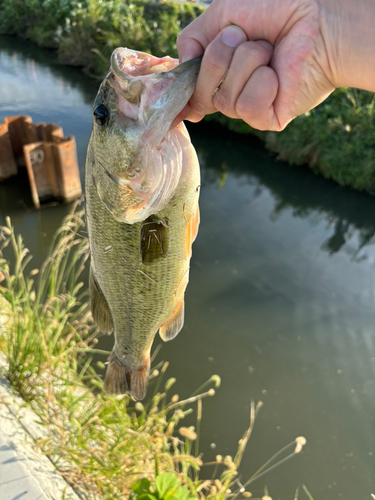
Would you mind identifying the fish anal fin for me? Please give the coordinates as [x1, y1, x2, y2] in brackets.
[159, 300, 184, 342]
[89, 266, 114, 335]
[104, 351, 150, 401]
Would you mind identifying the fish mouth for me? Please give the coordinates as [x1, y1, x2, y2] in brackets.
[104, 48, 202, 135]
[110, 47, 201, 79]
[109, 49, 201, 138]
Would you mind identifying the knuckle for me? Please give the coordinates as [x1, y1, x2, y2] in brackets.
[236, 41, 270, 64]
[213, 88, 233, 114]
[235, 65, 279, 131]
[235, 96, 269, 130]
[190, 96, 206, 116]
[235, 91, 256, 116]
[191, 90, 215, 116]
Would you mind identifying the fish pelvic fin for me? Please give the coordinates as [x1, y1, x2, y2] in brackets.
[159, 299, 184, 341]
[186, 206, 200, 257]
[89, 266, 114, 335]
[104, 351, 150, 401]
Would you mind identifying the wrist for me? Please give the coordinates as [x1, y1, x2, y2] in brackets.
[318, 0, 375, 91]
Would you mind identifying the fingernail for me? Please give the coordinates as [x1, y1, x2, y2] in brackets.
[180, 53, 196, 63]
[221, 25, 247, 48]
[257, 40, 273, 51]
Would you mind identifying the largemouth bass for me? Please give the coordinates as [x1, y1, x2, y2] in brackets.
[85, 48, 200, 400]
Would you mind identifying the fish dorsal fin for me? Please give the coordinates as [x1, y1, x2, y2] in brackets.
[159, 299, 185, 341]
[89, 266, 114, 335]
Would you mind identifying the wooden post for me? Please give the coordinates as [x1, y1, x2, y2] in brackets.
[0, 122, 17, 180]
[5, 116, 33, 164]
[23, 142, 49, 208]
[51, 137, 82, 203]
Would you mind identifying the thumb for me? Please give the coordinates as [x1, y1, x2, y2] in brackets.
[177, 7, 224, 62]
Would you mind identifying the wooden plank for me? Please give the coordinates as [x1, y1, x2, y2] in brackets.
[23, 142, 40, 208]
[45, 124, 64, 142]
[52, 137, 82, 202]
[23, 142, 56, 208]
[43, 142, 60, 198]
[0, 123, 17, 180]
[5, 116, 33, 162]
[23, 121, 39, 146]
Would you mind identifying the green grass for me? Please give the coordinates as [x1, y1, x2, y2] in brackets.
[0, 210, 309, 499]
[0, 0, 203, 74]
[205, 87, 375, 194]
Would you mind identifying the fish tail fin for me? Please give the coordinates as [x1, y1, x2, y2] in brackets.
[104, 351, 150, 401]
[129, 357, 150, 401]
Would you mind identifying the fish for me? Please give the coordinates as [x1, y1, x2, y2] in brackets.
[85, 48, 201, 400]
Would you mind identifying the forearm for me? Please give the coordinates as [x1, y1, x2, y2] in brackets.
[319, 0, 375, 91]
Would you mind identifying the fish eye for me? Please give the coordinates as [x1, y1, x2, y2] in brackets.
[93, 104, 110, 126]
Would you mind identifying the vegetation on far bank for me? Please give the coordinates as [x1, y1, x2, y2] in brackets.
[1, 0, 375, 194]
[0, 212, 308, 499]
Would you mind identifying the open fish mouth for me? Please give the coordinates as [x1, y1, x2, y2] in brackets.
[109, 48, 201, 143]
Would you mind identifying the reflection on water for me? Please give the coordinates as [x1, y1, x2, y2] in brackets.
[1, 36, 375, 499]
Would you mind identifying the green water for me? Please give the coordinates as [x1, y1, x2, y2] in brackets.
[1, 36, 374, 499]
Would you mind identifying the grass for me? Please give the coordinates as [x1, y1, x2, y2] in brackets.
[0, 210, 310, 499]
[205, 87, 375, 194]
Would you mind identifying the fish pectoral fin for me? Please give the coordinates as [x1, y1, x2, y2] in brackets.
[140, 217, 169, 263]
[89, 266, 114, 335]
[104, 351, 150, 401]
[159, 299, 185, 342]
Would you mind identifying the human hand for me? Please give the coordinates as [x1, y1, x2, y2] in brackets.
[176, 0, 375, 131]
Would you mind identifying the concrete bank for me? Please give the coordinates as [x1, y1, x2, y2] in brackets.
[0, 354, 81, 500]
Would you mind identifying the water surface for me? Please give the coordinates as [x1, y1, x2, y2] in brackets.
[1, 36, 374, 500]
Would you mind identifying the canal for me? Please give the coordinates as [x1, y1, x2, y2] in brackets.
[0, 35, 374, 499]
